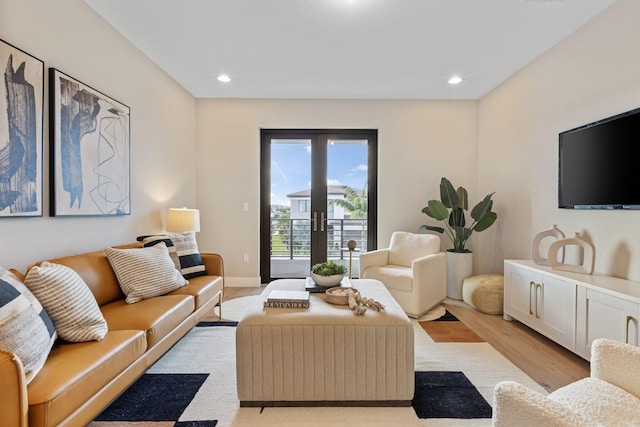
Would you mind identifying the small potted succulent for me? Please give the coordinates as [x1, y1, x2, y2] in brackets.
[310, 261, 347, 287]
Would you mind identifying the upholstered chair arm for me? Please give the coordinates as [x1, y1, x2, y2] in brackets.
[0, 349, 28, 427]
[359, 249, 390, 277]
[201, 253, 224, 278]
[412, 252, 446, 284]
[591, 337, 640, 399]
[492, 381, 590, 427]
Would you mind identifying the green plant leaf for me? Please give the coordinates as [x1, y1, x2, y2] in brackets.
[474, 211, 498, 232]
[427, 200, 449, 221]
[419, 224, 445, 234]
[440, 177, 459, 209]
[457, 187, 468, 210]
[470, 193, 495, 221]
[449, 206, 466, 228]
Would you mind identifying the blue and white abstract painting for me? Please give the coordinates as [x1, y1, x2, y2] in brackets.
[0, 39, 43, 217]
[50, 69, 130, 216]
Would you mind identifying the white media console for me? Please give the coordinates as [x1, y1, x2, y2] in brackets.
[504, 260, 640, 360]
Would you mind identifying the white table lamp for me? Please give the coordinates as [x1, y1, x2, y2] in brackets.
[166, 207, 200, 233]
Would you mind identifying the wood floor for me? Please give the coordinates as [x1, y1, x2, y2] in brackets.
[219, 286, 590, 393]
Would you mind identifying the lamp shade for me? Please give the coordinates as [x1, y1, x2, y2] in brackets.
[166, 208, 200, 233]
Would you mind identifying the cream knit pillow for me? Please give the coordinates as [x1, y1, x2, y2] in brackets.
[106, 242, 187, 304]
[25, 262, 107, 342]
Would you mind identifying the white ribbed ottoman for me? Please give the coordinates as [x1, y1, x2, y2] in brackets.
[236, 279, 414, 407]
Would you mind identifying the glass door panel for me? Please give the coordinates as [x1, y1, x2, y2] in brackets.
[269, 139, 312, 278]
[326, 139, 369, 278]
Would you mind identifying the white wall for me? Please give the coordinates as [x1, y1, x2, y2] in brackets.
[196, 99, 478, 284]
[0, 0, 197, 272]
[478, 0, 640, 281]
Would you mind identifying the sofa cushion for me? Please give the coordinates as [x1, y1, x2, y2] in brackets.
[106, 243, 187, 304]
[0, 267, 57, 383]
[360, 265, 414, 292]
[141, 232, 207, 279]
[168, 275, 223, 310]
[25, 262, 108, 342]
[100, 294, 195, 348]
[27, 329, 147, 427]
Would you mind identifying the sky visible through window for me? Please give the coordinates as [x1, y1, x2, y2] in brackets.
[271, 140, 368, 207]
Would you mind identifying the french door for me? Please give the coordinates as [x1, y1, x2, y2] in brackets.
[260, 129, 377, 282]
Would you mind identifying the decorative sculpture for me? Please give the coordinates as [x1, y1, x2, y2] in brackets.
[532, 224, 565, 266]
[548, 232, 595, 275]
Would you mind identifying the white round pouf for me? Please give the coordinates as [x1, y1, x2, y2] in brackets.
[462, 274, 504, 315]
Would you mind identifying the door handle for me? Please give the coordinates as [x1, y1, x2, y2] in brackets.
[529, 281, 535, 315]
[320, 212, 325, 232]
[312, 211, 318, 232]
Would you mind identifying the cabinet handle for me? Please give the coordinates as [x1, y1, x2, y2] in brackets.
[529, 281, 535, 315]
[535, 283, 542, 319]
[626, 316, 634, 344]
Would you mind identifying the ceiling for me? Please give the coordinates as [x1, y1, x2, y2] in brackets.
[84, 0, 617, 100]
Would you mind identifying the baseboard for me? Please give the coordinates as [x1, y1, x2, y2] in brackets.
[225, 276, 262, 287]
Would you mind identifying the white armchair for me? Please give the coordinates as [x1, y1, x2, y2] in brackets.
[492, 338, 640, 427]
[359, 231, 446, 318]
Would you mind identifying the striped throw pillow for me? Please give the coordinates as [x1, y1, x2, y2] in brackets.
[106, 242, 187, 304]
[25, 262, 108, 343]
[142, 231, 207, 279]
[0, 267, 57, 383]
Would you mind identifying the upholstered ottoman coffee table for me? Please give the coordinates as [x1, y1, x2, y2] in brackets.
[236, 278, 414, 407]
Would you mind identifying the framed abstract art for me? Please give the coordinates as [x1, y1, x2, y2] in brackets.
[49, 68, 130, 216]
[0, 38, 44, 217]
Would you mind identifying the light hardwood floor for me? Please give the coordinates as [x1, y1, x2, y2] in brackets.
[218, 286, 590, 393]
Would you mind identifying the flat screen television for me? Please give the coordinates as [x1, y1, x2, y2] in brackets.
[558, 107, 640, 210]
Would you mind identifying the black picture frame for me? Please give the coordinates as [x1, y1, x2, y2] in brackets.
[0, 38, 44, 217]
[49, 68, 131, 216]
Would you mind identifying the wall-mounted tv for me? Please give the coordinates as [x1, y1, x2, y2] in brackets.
[559, 107, 640, 210]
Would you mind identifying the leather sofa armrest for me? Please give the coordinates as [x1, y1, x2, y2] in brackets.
[359, 249, 390, 277]
[201, 253, 224, 279]
[591, 337, 640, 399]
[0, 349, 28, 427]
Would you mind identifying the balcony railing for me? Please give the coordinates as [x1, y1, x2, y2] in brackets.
[271, 219, 367, 259]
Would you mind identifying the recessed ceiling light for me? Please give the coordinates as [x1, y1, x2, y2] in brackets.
[448, 75, 462, 85]
[217, 74, 231, 83]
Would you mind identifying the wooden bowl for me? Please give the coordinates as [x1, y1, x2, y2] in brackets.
[325, 287, 358, 305]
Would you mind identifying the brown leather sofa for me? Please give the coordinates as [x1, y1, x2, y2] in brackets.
[0, 243, 224, 427]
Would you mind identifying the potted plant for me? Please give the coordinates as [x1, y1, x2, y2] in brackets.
[419, 177, 497, 299]
[311, 261, 347, 287]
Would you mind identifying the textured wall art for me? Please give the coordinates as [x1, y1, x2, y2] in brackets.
[49, 68, 130, 216]
[0, 39, 44, 217]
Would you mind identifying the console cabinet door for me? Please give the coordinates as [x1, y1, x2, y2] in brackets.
[578, 288, 639, 360]
[505, 262, 576, 352]
[505, 264, 540, 329]
[538, 275, 576, 351]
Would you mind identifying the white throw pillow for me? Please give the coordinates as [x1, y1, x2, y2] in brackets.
[25, 262, 108, 342]
[0, 266, 57, 383]
[106, 242, 187, 304]
[141, 231, 207, 279]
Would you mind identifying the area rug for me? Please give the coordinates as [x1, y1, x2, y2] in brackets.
[89, 316, 545, 427]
